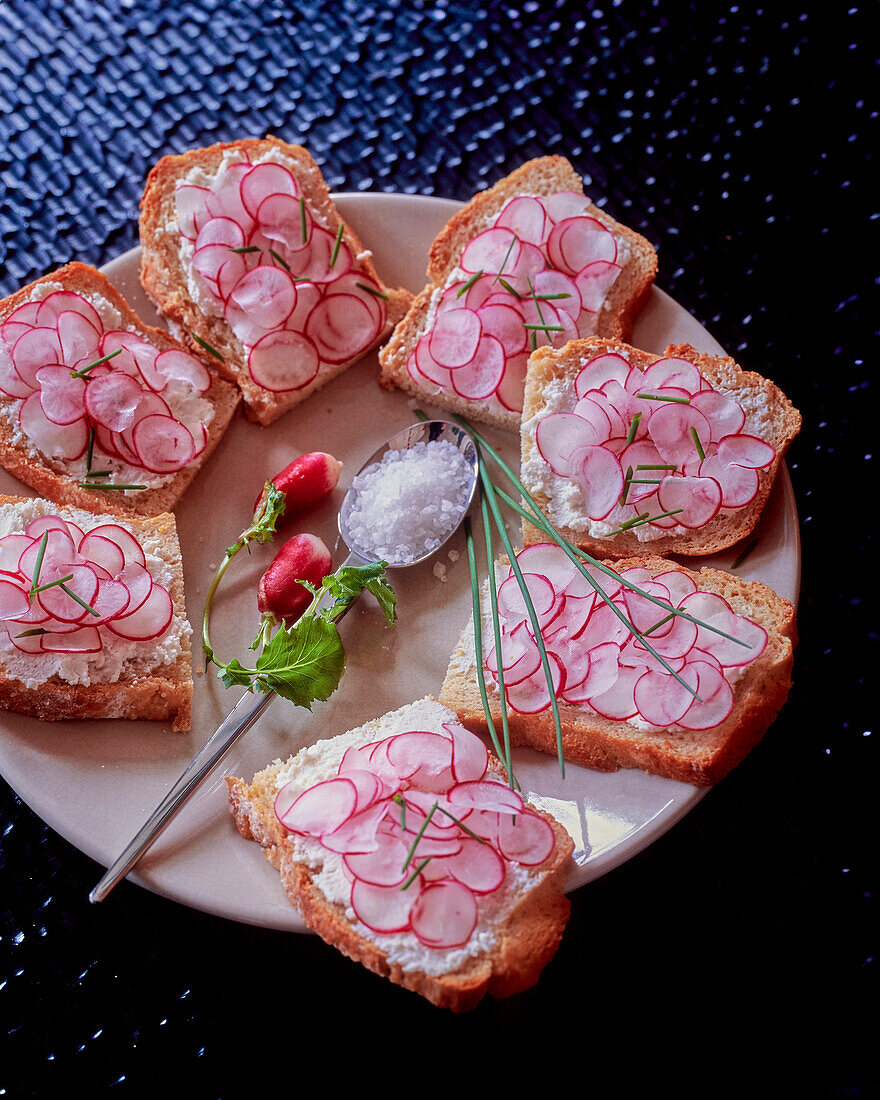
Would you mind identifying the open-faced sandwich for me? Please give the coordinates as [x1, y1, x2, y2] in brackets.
[440, 545, 795, 786]
[0, 494, 193, 731]
[139, 136, 413, 426]
[519, 338, 802, 558]
[378, 155, 657, 430]
[0, 263, 240, 519]
[226, 696, 575, 1011]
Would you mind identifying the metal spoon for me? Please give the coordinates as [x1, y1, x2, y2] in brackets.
[89, 419, 478, 904]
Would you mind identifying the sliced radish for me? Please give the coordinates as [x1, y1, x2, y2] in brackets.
[35, 366, 87, 426]
[657, 474, 722, 529]
[449, 334, 505, 400]
[305, 293, 380, 365]
[429, 307, 483, 368]
[131, 414, 196, 474]
[247, 330, 320, 392]
[460, 226, 522, 275]
[717, 433, 776, 469]
[153, 349, 212, 393]
[547, 216, 617, 274]
[88, 524, 146, 568]
[0, 344, 32, 399]
[10, 326, 64, 388]
[648, 402, 713, 467]
[575, 260, 622, 313]
[350, 878, 414, 934]
[254, 192, 310, 253]
[175, 184, 212, 240]
[19, 393, 88, 460]
[83, 371, 145, 432]
[495, 811, 555, 866]
[409, 880, 478, 948]
[104, 582, 172, 640]
[495, 195, 548, 245]
[241, 162, 300, 218]
[40, 626, 102, 654]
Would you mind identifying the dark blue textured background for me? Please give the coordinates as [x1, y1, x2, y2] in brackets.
[1, 2, 874, 1094]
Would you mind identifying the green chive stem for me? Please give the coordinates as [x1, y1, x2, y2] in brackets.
[691, 426, 706, 460]
[475, 444, 566, 776]
[30, 573, 74, 596]
[635, 392, 691, 403]
[70, 347, 123, 378]
[330, 222, 344, 268]
[731, 538, 759, 569]
[492, 232, 519, 284]
[29, 531, 49, 599]
[464, 516, 507, 773]
[59, 584, 100, 617]
[300, 197, 307, 244]
[455, 416, 751, 650]
[192, 334, 224, 361]
[355, 282, 390, 301]
[401, 802, 438, 872]
[456, 270, 483, 298]
[625, 413, 642, 446]
[401, 857, 432, 891]
[268, 248, 290, 271]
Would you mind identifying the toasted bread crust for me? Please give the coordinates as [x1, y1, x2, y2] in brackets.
[226, 698, 574, 1011]
[138, 136, 413, 426]
[0, 494, 193, 731]
[0, 262, 240, 520]
[520, 338, 802, 558]
[440, 557, 796, 787]
[378, 156, 658, 430]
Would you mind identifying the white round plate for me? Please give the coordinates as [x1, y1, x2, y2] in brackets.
[0, 194, 800, 931]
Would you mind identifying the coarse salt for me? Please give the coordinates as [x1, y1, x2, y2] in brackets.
[345, 439, 473, 565]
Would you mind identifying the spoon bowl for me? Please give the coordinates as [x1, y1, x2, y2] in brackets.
[338, 419, 479, 568]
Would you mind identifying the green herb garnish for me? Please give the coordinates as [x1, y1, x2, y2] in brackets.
[268, 248, 291, 271]
[330, 223, 344, 268]
[625, 413, 642, 446]
[59, 584, 100, 617]
[228, 245, 261, 254]
[731, 538, 759, 569]
[355, 282, 390, 301]
[28, 531, 49, 600]
[300, 196, 307, 244]
[691, 426, 706, 460]
[70, 347, 123, 378]
[492, 232, 518, 284]
[635, 392, 691, 403]
[456, 270, 483, 298]
[192, 333, 224, 361]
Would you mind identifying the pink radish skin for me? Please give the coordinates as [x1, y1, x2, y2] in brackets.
[257, 533, 332, 624]
[255, 450, 342, 518]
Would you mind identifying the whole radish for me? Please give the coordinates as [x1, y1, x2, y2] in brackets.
[258, 533, 333, 624]
[254, 451, 342, 518]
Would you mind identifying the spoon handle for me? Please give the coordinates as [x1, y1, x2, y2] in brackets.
[89, 560, 364, 905]
[89, 689, 274, 904]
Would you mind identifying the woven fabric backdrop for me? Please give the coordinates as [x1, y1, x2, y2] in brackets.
[0, 2, 874, 1094]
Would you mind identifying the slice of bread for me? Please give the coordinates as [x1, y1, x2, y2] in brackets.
[0, 262, 240, 520]
[440, 552, 796, 786]
[378, 156, 658, 431]
[0, 494, 193, 731]
[139, 136, 413, 427]
[520, 339, 802, 558]
[226, 696, 574, 1011]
